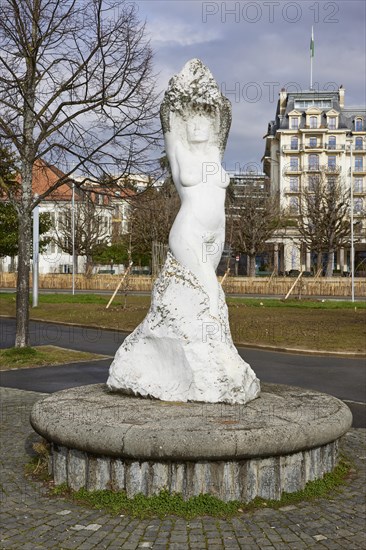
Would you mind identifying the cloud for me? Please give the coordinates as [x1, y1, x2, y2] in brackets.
[149, 19, 221, 47]
[136, 0, 365, 166]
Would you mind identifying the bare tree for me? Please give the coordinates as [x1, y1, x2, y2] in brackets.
[227, 181, 284, 277]
[53, 190, 112, 276]
[297, 172, 350, 277]
[129, 179, 180, 265]
[0, 0, 159, 346]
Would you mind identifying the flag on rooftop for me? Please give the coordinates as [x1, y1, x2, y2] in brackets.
[310, 26, 314, 57]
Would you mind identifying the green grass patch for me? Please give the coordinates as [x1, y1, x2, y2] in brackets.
[0, 345, 108, 370]
[1, 292, 365, 309]
[46, 458, 351, 519]
[1, 293, 365, 353]
[226, 297, 366, 309]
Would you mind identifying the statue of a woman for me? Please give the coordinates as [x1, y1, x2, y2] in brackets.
[107, 59, 260, 404]
[161, 60, 232, 318]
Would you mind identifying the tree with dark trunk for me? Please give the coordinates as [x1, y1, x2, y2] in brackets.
[227, 180, 284, 277]
[129, 179, 180, 264]
[0, 0, 159, 346]
[297, 172, 351, 277]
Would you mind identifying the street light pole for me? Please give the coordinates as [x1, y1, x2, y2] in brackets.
[71, 181, 75, 295]
[347, 135, 355, 302]
[32, 196, 39, 308]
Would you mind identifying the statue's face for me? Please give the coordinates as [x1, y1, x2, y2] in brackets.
[186, 114, 211, 143]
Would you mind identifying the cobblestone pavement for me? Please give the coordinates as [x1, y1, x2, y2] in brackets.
[0, 388, 365, 550]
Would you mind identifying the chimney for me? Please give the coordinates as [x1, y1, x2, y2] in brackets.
[279, 88, 287, 116]
[339, 85, 345, 108]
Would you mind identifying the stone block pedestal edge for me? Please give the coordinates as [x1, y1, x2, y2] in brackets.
[31, 382, 352, 502]
[48, 439, 340, 502]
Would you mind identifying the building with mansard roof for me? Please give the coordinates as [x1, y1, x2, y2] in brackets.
[263, 86, 366, 274]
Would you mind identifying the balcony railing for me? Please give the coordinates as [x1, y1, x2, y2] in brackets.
[324, 165, 341, 173]
[324, 144, 345, 151]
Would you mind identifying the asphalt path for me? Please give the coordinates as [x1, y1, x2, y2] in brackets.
[1, 318, 365, 427]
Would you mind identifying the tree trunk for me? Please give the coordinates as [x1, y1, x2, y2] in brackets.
[15, 211, 32, 347]
[248, 254, 256, 277]
[316, 252, 323, 274]
[325, 252, 334, 277]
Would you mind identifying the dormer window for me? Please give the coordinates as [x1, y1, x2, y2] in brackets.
[309, 116, 318, 129]
[328, 117, 337, 130]
[355, 118, 363, 131]
[290, 117, 299, 129]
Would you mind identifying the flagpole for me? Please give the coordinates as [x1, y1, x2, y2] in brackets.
[310, 26, 314, 90]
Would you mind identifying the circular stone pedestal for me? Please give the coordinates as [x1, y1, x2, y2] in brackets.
[30, 383, 352, 502]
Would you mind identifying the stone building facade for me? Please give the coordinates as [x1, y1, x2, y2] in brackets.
[263, 86, 366, 274]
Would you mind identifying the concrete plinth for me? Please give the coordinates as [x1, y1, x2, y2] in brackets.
[30, 383, 352, 502]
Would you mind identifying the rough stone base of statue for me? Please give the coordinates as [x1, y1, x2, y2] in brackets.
[107, 252, 260, 405]
[30, 383, 352, 501]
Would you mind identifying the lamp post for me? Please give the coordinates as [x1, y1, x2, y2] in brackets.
[71, 180, 75, 295]
[346, 134, 355, 302]
[32, 195, 39, 308]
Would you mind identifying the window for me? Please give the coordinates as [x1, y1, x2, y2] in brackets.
[289, 196, 299, 214]
[290, 117, 299, 129]
[290, 137, 298, 150]
[355, 157, 363, 171]
[295, 100, 331, 109]
[308, 154, 319, 170]
[354, 178, 363, 193]
[290, 157, 299, 170]
[355, 137, 363, 150]
[309, 137, 317, 148]
[309, 116, 318, 129]
[328, 117, 336, 130]
[328, 136, 336, 150]
[327, 177, 336, 191]
[355, 118, 363, 131]
[308, 175, 320, 191]
[289, 177, 299, 192]
[354, 198, 363, 214]
[47, 212, 56, 226]
[328, 156, 337, 171]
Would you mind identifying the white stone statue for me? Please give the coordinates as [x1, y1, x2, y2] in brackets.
[107, 59, 260, 404]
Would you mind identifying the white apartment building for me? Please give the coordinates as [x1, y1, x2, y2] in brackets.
[0, 160, 133, 274]
[263, 86, 366, 273]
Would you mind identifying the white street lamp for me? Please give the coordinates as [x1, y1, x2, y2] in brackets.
[32, 194, 39, 308]
[71, 180, 75, 295]
[346, 134, 355, 302]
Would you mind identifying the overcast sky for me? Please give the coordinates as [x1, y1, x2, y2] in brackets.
[136, 0, 366, 172]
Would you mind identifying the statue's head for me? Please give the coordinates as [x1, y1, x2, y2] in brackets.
[160, 59, 232, 155]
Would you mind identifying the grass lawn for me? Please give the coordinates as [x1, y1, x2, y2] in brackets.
[1, 293, 365, 353]
[0, 345, 109, 371]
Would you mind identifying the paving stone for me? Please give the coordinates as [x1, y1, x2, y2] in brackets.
[0, 387, 365, 550]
